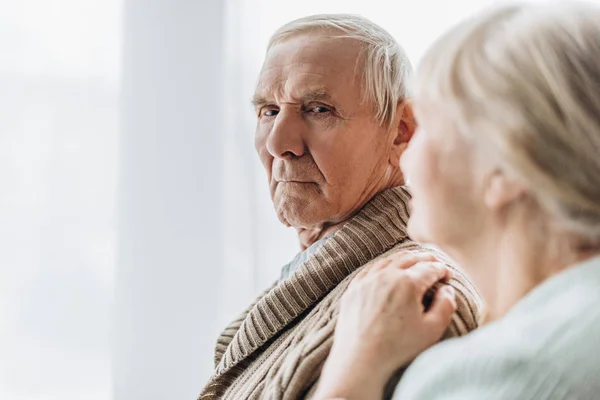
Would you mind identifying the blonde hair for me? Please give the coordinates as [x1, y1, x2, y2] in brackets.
[417, 1, 600, 246]
[267, 14, 412, 129]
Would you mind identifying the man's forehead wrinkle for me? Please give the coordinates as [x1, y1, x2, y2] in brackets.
[256, 73, 338, 101]
[255, 86, 335, 106]
[292, 87, 335, 103]
[259, 59, 350, 81]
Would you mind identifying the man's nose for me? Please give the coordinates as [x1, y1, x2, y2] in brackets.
[265, 110, 306, 159]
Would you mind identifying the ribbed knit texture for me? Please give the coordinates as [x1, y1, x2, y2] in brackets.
[199, 186, 483, 400]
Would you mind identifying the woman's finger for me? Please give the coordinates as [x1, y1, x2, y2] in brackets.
[386, 252, 439, 271]
[405, 261, 452, 296]
[365, 256, 395, 275]
[348, 266, 371, 289]
[423, 285, 456, 336]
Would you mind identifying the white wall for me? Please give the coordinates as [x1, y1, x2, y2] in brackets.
[0, 1, 120, 399]
[114, 0, 224, 398]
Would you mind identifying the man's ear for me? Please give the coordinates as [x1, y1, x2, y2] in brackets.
[389, 99, 417, 166]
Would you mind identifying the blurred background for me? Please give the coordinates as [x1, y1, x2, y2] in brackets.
[0, 0, 556, 399]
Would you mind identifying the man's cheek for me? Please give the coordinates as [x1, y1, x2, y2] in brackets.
[254, 126, 270, 153]
[256, 144, 273, 173]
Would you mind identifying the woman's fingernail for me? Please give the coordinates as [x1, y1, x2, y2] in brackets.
[444, 286, 456, 305]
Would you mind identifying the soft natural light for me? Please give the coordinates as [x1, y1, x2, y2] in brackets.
[0, 1, 120, 399]
[2, 0, 585, 399]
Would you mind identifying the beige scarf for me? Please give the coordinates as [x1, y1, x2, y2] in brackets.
[200, 187, 482, 399]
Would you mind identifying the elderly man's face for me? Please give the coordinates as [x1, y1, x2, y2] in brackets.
[254, 33, 402, 229]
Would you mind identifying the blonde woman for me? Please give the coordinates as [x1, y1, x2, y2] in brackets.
[313, 2, 600, 399]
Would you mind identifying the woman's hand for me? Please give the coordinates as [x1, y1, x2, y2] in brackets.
[314, 251, 457, 400]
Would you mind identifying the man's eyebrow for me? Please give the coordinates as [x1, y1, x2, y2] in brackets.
[251, 94, 269, 108]
[300, 88, 334, 103]
[251, 88, 335, 108]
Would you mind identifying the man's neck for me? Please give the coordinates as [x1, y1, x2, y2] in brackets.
[295, 179, 406, 251]
[296, 221, 347, 251]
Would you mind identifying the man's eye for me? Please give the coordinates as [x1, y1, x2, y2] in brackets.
[262, 108, 279, 117]
[311, 106, 330, 113]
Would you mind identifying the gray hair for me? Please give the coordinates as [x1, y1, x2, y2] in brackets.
[267, 14, 413, 129]
[417, 1, 600, 247]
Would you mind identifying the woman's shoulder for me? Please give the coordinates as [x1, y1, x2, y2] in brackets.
[394, 318, 600, 399]
[394, 258, 600, 399]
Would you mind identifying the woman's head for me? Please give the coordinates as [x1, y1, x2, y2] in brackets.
[403, 1, 600, 262]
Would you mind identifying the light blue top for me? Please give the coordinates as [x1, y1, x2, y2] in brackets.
[394, 255, 600, 400]
[279, 236, 331, 281]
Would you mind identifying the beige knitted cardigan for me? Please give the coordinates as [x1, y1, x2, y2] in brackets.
[199, 187, 483, 400]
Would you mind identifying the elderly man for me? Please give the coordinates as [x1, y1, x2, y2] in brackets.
[200, 14, 481, 400]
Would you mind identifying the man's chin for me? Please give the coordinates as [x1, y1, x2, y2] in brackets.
[275, 206, 322, 230]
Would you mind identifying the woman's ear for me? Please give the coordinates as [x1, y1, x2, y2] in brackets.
[484, 170, 526, 212]
[389, 100, 417, 166]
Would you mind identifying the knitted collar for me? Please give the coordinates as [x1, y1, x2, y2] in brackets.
[215, 186, 412, 375]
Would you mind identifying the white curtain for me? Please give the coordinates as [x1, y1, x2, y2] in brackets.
[0, 1, 121, 399]
[1, 0, 559, 399]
